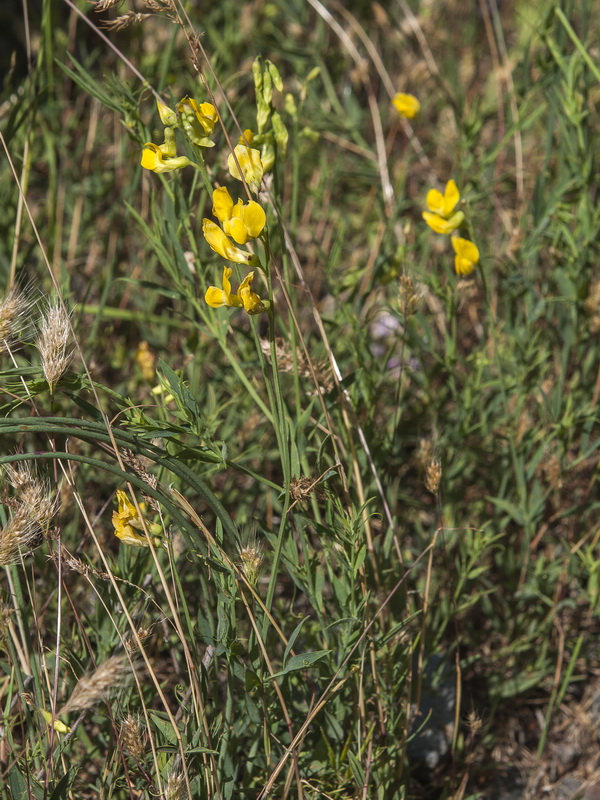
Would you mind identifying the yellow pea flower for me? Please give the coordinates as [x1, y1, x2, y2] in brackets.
[141, 143, 191, 173]
[205, 267, 268, 315]
[451, 237, 479, 276]
[422, 179, 464, 233]
[422, 210, 465, 234]
[426, 180, 460, 217]
[227, 144, 264, 192]
[239, 129, 275, 172]
[212, 186, 266, 244]
[177, 96, 218, 147]
[202, 219, 259, 266]
[392, 92, 420, 119]
[112, 490, 163, 548]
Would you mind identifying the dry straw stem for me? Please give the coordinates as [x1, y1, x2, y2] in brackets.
[60, 654, 133, 715]
[0, 287, 29, 354]
[36, 299, 73, 391]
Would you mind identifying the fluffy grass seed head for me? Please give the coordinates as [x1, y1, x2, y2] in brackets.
[425, 459, 442, 494]
[0, 287, 30, 356]
[164, 771, 187, 800]
[60, 654, 133, 715]
[120, 714, 147, 760]
[0, 507, 44, 566]
[36, 299, 73, 393]
[0, 464, 58, 565]
[238, 540, 263, 586]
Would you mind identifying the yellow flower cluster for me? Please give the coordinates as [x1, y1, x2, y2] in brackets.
[141, 96, 219, 174]
[201, 135, 270, 314]
[422, 180, 479, 276]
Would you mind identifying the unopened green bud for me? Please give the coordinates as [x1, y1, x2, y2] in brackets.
[284, 93, 297, 117]
[272, 112, 288, 160]
[266, 60, 283, 93]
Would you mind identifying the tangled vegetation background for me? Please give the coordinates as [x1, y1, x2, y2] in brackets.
[0, 0, 599, 797]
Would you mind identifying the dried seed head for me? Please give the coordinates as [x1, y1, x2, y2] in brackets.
[465, 709, 483, 734]
[100, 12, 151, 30]
[0, 287, 30, 356]
[584, 279, 600, 334]
[399, 274, 421, 317]
[124, 627, 152, 654]
[120, 449, 158, 491]
[36, 300, 73, 393]
[416, 438, 435, 472]
[424, 459, 442, 494]
[239, 541, 263, 587]
[120, 714, 147, 760]
[542, 453, 563, 491]
[60, 654, 133, 715]
[289, 475, 326, 504]
[3, 463, 58, 528]
[260, 338, 334, 395]
[164, 771, 186, 800]
[92, 0, 125, 10]
[0, 601, 13, 642]
[0, 507, 44, 566]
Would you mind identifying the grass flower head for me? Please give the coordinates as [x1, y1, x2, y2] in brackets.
[37, 299, 73, 393]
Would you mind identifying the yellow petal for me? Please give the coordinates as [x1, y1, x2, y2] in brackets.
[212, 186, 234, 223]
[241, 201, 266, 239]
[227, 144, 264, 190]
[442, 180, 460, 216]
[422, 210, 464, 234]
[238, 272, 267, 315]
[140, 143, 190, 173]
[205, 287, 230, 308]
[114, 522, 149, 547]
[226, 217, 251, 245]
[452, 237, 479, 275]
[392, 92, 420, 119]
[202, 220, 256, 265]
[141, 144, 161, 171]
